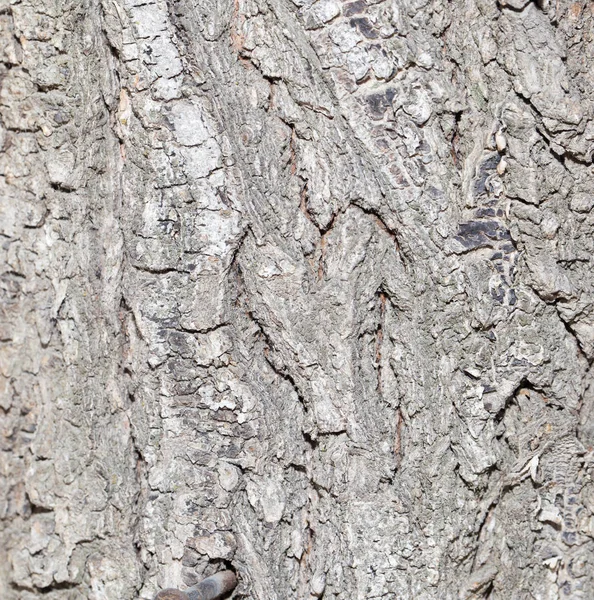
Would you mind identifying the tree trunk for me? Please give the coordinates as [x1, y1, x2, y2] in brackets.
[1, 0, 594, 598]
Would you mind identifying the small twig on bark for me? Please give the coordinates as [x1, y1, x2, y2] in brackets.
[154, 570, 237, 600]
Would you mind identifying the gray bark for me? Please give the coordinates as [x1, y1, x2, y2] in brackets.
[1, 0, 594, 598]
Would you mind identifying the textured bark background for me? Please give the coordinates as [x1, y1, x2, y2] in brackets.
[1, 0, 594, 598]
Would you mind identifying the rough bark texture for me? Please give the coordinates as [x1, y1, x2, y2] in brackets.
[1, 0, 594, 598]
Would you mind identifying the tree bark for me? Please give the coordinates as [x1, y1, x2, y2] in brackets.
[1, 0, 594, 598]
